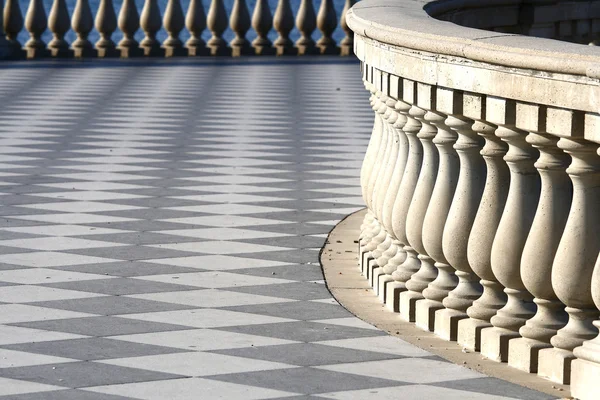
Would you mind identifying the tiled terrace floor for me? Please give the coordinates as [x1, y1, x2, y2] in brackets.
[0, 58, 553, 399]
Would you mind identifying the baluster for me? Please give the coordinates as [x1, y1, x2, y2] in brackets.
[481, 98, 540, 363]
[185, 0, 207, 56]
[377, 97, 411, 302]
[0, 0, 6, 57]
[399, 87, 441, 323]
[415, 110, 460, 332]
[24, 0, 48, 58]
[458, 95, 509, 352]
[538, 137, 600, 384]
[48, 0, 70, 57]
[229, 0, 250, 56]
[572, 252, 600, 400]
[295, 0, 317, 55]
[316, 0, 337, 54]
[95, 0, 117, 57]
[435, 90, 487, 341]
[370, 96, 400, 290]
[507, 104, 571, 373]
[140, 0, 162, 56]
[118, 0, 141, 57]
[251, 0, 273, 55]
[273, 0, 294, 55]
[363, 95, 393, 281]
[339, 0, 355, 56]
[4, 0, 24, 57]
[72, 0, 94, 57]
[387, 80, 424, 312]
[207, 0, 228, 55]
[162, 0, 184, 56]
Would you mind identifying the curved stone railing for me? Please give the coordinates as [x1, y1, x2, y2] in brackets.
[347, 0, 600, 398]
[0, 0, 356, 59]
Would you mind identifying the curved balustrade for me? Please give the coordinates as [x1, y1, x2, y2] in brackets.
[348, 0, 600, 397]
[0, 0, 354, 58]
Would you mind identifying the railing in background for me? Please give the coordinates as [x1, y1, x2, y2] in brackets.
[0, 0, 356, 58]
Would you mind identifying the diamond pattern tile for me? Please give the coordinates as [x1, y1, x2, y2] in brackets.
[0, 58, 551, 400]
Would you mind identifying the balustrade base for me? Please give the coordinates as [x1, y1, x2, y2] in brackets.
[275, 46, 298, 56]
[96, 48, 120, 58]
[164, 47, 188, 57]
[371, 267, 384, 295]
[399, 290, 423, 322]
[253, 45, 276, 56]
[415, 299, 443, 332]
[296, 44, 319, 55]
[571, 358, 600, 400]
[377, 274, 394, 303]
[74, 48, 98, 58]
[49, 48, 73, 58]
[434, 309, 468, 341]
[384, 281, 404, 312]
[119, 47, 144, 58]
[340, 44, 353, 56]
[26, 48, 50, 59]
[187, 46, 210, 56]
[142, 47, 166, 57]
[537, 347, 574, 384]
[481, 327, 520, 362]
[507, 338, 551, 373]
[457, 318, 492, 352]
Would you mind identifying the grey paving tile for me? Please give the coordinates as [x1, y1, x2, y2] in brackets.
[217, 321, 385, 342]
[237, 236, 326, 249]
[222, 282, 332, 301]
[431, 377, 557, 400]
[64, 246, 202, 261]
[42, 278, 199, 295]
[52, 261, 202, 277]
[0, 361, 183, 388]
[28, 296, 197, 315]
[234, 249, 321, 264]
[70, 232, 203, 246]
[12, 316, 193, 336]
[221, 301, 352, 321]
[204, 367, 407, 394]
[0, 389, 137, 399]
[1, 337, 187, 360]
[210, 343, 404, 366]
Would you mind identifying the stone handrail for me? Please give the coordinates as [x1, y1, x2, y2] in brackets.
[347, 0, 600, 398]
[0, 0, 356, 58]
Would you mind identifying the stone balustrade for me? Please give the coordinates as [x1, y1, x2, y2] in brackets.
[348, 0, 600, 398]
[0, 0, 356, 58]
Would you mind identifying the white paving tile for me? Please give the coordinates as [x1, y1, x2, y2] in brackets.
[0, 349, 77, 368]
[145, 255, 288, 270]
[0, 325, 87, 345]
[0, 252, 117, 268]
[0, 285, 105, 303]
[0, 378, 66, 397]
[148, 241, 291, 255]
[135, 271, 292, 288]
[0, 304, 96, 324]
[129, 289, 296, 307]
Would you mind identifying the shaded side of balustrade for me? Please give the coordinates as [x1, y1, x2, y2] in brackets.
[348, 1, 600, 399]
[0, 0, 356, 59]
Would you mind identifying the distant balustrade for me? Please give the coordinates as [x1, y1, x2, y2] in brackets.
[0, 0, 356, 58]
[348, 0, 600, 398]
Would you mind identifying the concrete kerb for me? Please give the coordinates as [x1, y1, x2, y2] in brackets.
[320, 208, 572, 399]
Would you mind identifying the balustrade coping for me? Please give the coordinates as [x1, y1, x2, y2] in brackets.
[347, 0, 600, 78]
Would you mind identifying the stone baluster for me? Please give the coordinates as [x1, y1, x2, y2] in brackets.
[162, 0, 184, 57]
[229, 0, 250, 56]
[24, 0, 48, 58]
[386, 80, 424, 312]
[95, 0, 117, 57]
[72, 0, 94, 57]
[273, 0, 294, 55]
[435, 90, 487, 341]
[316, 0, 337, 54]
[295, 0, 317, 55]
[398, 85, 441, 323]
[359, 90, 386, 274]
[48, 0, 70, 57]
[118, 0, 141, 57]
[507, 104, 571, 373]
[0, 0, 6, 57]
[362, 94, 394, 280]
[538, 137, 600, 384]
[4, 0, 24, 57]
[251, 0, 273, 55]
[572, 252, 600, 400]
[207, 0, 228, 55]
[185, 0, 207, 56]
[370, 96, 401, 289]
[339, 0, 356, 56]
[415, 107, 460, 332]
[481, 97, 540, 363]
[377, 96, 411, 302]
[457, 95, 509, 352]
[140, 0, 162, 55]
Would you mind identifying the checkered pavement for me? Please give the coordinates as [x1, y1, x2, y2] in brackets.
[0, 58, 553, 399]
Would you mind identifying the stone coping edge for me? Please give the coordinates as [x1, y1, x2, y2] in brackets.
[346, 0, 600, 79]
[320, 208, 572, 399]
